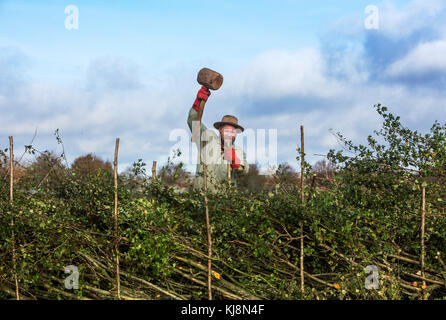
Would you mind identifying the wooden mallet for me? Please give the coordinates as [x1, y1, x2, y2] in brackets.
[191, 68, 223, 143]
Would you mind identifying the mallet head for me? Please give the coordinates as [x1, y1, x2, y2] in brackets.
[197, 68, 223, 90]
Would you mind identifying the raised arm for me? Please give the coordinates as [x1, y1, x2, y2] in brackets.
[187, 85, 211, 134]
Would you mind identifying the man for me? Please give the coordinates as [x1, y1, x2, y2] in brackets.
[187, 85, 249, 192]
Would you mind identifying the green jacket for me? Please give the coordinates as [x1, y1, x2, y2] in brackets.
[187, 107, 249, 192]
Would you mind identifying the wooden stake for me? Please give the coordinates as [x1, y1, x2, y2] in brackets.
[421, 184, 426, 299]
[113, 138, 121, 300]
[152, 161, 157, 180]
[225, 139, 231, 188]
[9, 136, 20, 300]
[203, 165, 212, 300]
[227, 164, 231, 188]
[300, 126, 305, 293]
[202, 142, 213, 300]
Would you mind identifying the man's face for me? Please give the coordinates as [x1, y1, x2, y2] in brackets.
[219, 124, 237, 143]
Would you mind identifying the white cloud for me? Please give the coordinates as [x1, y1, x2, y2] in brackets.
[225, 49, 344, 99]
[0, 56, 195, 171]
[75, 136, 113, 154]
[86, 56, 142, 91]
[319, 0, 446, 41]
[378, 0, 446, 38]
[385, 39, 446, 76]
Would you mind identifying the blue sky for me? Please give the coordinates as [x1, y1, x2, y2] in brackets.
[1, 0, 445, 173]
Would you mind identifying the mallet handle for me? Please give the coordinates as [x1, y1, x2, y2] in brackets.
[192, 99, 207, 143]
[196, 99, 206, 122]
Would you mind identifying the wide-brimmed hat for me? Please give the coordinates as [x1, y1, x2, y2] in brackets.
[213, 115, 244, 132]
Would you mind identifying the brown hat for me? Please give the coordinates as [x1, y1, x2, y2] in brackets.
[213, 115, 244, 132]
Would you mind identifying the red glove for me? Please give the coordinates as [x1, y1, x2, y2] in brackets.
[192, 85, 211, 111]
[223, 147, 241, 170]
